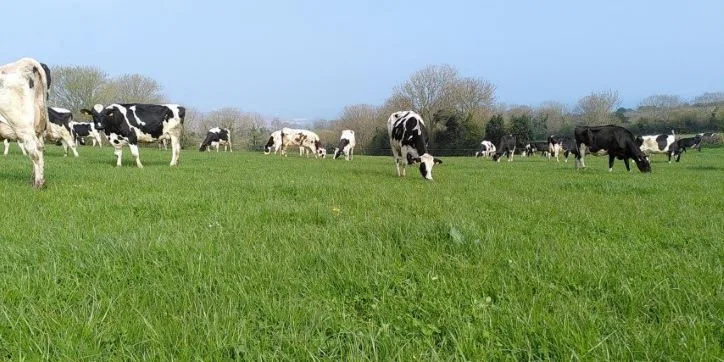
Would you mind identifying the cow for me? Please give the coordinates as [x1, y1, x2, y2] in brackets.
[387, 111, 442, 180]
[280, 128, 321, 157]
[317, 147, 327, 158]
[80, 103, 185, 167]
[199, 127, 232, 152]
[475, 140, 496, 158]
[0, 58, 51, 188]
[334, 129, 356, 160]
[572, 125, 651, 172]
[492, 134, 517, 162]
[526, 141, 549, 157]
[559, 138, 576, 162]
[635, 134, 681, 163]
[70, 121, 103, 147]
[547, 135, 563, 162]
[45, 107, 79, 157]
[263, 130, 282, 154]
[677, 135, 702, 153]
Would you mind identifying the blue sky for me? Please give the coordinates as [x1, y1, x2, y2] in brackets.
[3, 0, 723, 120]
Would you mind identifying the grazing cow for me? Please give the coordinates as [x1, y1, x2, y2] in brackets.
[547, 135, 563, 162]
[199, 127, 232, 152]
[573, 125, 651, 172]
[525, 141, 549, 157]
[317, 147, 327, 158]
[635, 134, 681, 163]
[0, 58, 51, 188]
[475, 140, 496, 158]
[70, 121, 103, 147]
[280, 128, 321, 157]
[334, 129, 356, 160]
[387, 111, 442, 180]
[263, 130, 282, 154]
[45, 107, 79, 157]
[80, 103, 185, 167]
[677, 135, 702, 153]
[492, 134, 517, 162]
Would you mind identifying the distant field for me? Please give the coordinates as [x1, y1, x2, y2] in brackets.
[0, 145, 722, 360]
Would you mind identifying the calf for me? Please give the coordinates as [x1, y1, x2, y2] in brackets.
[45, 107, 79, 157]
[388, 111, 442, 180]
[547, 135, 563, 162]
[70, 121, 103, 147]
[573, 125, 651, 172]
[635, 134, 681, 163]
[475, 140, 496, 158]
[263, 130, 282, 154]
[80, 103, 185, 167]
[492, 134, 517, 162]
[199, 127, 232, 152]
[0, 58, 51, 188]
[280, 128, 321, 157]
[334, 129, 356, 160]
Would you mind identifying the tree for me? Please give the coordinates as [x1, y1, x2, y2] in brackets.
[637, 94, 684, 121]
[509, 114, 533, 144]
[692, 92, 724, 105]
[336, 104, 379, 153]
[104, 73, 167, 104]
[485, 114, 505, 145]
[575, 90, 621, 125]
[49, 65, 110, 113]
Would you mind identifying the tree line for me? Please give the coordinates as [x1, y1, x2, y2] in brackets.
[49, 64, 724, 154]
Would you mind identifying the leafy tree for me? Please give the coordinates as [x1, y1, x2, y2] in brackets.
[509, 114, 533, 144]
[485, 114, 505, 145]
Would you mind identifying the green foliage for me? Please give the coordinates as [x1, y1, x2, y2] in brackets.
[431, 109, 482, 156]
[485, 114, 505, 144]
[508, 113, 534, 144]
[0, 146, 721, 360]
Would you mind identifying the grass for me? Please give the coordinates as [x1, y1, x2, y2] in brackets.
[0, 144, 722, 360]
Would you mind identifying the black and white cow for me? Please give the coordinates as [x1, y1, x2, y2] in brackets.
[80, 103, 185, 167]
[527, 141, 549, 157]
[45, 107, 79, 157]
[677, 135, 702, 153]
[280, 128, 321, 157]
[475, 140, 496, 158]
[388, 111, 442, 180]
[492, 134, 517, 162]
[264, 130, 282, 154]
[199, 127, 232, 152]
[334, 129, 356, 160]
[559, 138, 576, 162]
[0, 58, 51, 188]
[70, 121, 103, 147]
[547, 135, 563, 162]
[635, 134, 681, 163]
[573, 125, 651, 172]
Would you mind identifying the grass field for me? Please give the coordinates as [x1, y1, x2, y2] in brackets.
[0, 144, 722, 360]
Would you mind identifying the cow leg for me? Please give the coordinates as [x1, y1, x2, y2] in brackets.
[608, 154, 615, 172]
[128, 144, 143, 168]
[113, 146, 123, 167]
[623, 158, 631, 171]
[3, 139, 8, 157]
[63, 139, 79, 158]
[19, 136, 44, 188]
[577, 144, 586, 169]
[170, 135, 181, 166]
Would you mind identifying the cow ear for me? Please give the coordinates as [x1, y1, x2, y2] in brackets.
[433, 158, 443, 165]
[406, 154, 420, 164]
[80, 109, 92, 115]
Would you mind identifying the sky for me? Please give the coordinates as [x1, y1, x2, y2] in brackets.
[3, 0, 723, 121]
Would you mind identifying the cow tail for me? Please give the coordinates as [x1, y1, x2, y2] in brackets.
[177, 106, 186, 124]
[30, 60, 50, 136]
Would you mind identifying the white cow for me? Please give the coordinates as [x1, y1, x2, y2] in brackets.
[280, 128, 321, 157]
[0, 58, 51, 188]
[334, 129, 356, 160]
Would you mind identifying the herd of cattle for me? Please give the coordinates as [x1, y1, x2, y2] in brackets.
[0, 57, 718, 187]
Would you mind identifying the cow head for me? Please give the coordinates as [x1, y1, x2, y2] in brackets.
[407, 153, 442, 180]
[633, 156, 652, 173]
[80, 104, 111, 131]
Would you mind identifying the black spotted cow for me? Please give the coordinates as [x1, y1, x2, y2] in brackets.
[0, 58, 51, 188]
[264, 130, 282, 154]
[199, 127, 232, 152]
[387, 111, 442, 180]
[573, 125, 651, 172]
[70, 121, 103, 147]
[492, 134, 517, 162]
[635, 134, 681, 163]
[334, 129, 356, 160]
[45, 107, 79, 157]
[80, 103, 185, 167]
[280, 128, 321, 157]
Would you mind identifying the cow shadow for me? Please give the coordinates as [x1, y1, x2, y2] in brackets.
[685, 165, 723, 171]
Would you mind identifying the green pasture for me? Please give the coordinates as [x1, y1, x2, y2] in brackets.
[0, 145, 721, 360]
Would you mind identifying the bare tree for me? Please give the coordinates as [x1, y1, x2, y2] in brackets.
[49, 65, 109, 112]
[335, 104, 379, 149]
[575, 90, 621, 125]
[393, 64, 459, 132]
[638, 94, 685, 121]
[537, 101, 569, 134]
[105, 73, 167, 104]
[691, 92, 724, 105]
